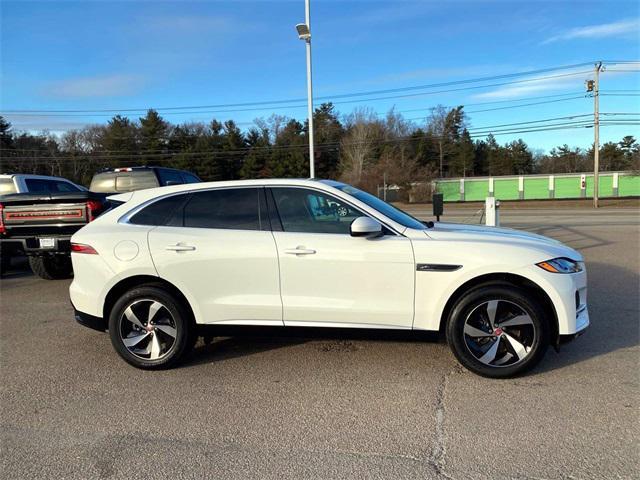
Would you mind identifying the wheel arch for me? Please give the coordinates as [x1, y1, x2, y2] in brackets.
[438, 272, 559, 345]
[103, 275, 196, 325]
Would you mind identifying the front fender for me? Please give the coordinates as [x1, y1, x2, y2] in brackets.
[412, 263, 577, 334]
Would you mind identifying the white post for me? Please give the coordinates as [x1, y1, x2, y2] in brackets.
[488, 177, 494, 197]
[613, 172, 619, 197]
[548, 175, 555, 199]
[485, 197, 499, 227]
[518, 176, 524, 200]
[304, 0, 315, 178]
[460, 178, 465, 201]
[580, 173, 587, 198]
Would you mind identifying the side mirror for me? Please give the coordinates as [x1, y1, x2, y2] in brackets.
[350, 216, 382, 238]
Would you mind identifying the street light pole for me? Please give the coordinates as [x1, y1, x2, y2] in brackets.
[297, 0, 315, 178]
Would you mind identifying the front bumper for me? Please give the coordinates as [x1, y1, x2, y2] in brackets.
[559, 303, 589, 344]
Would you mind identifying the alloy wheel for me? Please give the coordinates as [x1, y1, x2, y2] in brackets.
[119, 299, 178, 361]
[463, 299, 536, 367]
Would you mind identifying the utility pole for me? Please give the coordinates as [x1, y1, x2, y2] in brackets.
[592, 61, 602, 208]
[295, 0, 315, 178]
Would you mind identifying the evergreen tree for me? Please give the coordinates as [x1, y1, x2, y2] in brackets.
[311, 103, 343, 179]
[449, 128, 474, 177]
[240, 127, 270, 179]
[102, 115, 138, 167]
[139, 109, 168, 155]
[0, 116, 14, 150]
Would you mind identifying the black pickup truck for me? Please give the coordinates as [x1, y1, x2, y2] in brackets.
[0, 192, 107, 279]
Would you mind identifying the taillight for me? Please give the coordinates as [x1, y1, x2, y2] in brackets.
[71, 243, 98, 255]
[0, 203, 5, 234]
[86, 200, 103, 222]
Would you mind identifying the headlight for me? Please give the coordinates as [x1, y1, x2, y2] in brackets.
[536, 257, 583, 274]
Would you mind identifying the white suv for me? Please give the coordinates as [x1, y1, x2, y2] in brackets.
[69, 179, 589, 377]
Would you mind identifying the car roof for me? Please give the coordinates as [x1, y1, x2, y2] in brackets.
[107, 178, 409, 236]
[97, 166, 186, 173]
[107, 178, 337, 205]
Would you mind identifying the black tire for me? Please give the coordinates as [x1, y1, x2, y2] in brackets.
[446, 285, 549, 378]
[108, 285, 195, 369]
[0, 253, 10, 276]
[28, 255, 73, 280]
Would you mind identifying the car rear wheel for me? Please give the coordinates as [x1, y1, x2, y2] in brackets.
[108, 285, 195, 369]
[28, 255, 73, 280]
[446, 285, 549, 378]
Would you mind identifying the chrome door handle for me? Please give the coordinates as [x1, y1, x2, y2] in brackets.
[284, 247, 316, 256]
[165, 244, 196, 252]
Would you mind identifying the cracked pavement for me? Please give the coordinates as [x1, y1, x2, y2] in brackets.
[1, 206, 638, 479]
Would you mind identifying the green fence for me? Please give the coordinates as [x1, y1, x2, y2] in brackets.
[436, 172, 640, 202]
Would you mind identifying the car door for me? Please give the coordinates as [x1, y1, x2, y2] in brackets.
[146, 187, 283, 326]
[269, 186, 415, 329]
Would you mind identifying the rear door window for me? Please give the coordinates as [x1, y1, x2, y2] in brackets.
[183, 188, 266, 230]
[129, 194, 189, 226]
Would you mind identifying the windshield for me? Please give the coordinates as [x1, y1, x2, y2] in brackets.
[328, 182, 426, 230]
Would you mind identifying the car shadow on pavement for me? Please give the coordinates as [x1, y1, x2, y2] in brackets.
[181, 327, 440, 368]
[534, 261, 639, 375]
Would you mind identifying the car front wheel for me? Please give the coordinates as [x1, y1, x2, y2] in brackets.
[108, 285, 195, 369]
[446, 285, 549, 378]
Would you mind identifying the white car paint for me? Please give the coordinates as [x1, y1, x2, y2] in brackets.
[69, 179, 589, 340]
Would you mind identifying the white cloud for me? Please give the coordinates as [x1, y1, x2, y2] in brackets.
[473, 69, 590, 100]
[542, 18, 640, 44]
[4, 114, 96, 134]
[43, 74, 145, 98]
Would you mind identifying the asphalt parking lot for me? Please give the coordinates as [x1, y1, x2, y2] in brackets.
[1, 204, 638, 479]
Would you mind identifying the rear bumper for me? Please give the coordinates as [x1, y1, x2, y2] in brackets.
[0, 236, 71, 255]
[72, 301, 106, 332]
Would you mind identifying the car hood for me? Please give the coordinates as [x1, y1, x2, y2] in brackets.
[422, 222, 582, 262]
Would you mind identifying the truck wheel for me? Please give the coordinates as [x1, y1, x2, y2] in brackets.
[0, 253, 10, 276]
[28, 256, 73, 280]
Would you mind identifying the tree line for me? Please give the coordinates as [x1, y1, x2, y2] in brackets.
[1, 104, 638, 198]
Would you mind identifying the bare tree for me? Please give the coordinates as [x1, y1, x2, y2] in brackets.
[339, 107, 380, 185]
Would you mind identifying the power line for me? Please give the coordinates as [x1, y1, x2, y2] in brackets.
[2, 62, 600, 114]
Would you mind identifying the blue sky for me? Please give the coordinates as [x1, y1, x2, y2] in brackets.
[1, 0, 639, 151]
